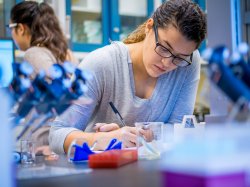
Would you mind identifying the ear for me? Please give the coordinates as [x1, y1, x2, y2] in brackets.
[145, 18, 154, 34]
[16, 23, 26, 36]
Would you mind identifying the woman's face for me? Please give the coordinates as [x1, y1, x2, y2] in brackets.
[143, 19, 197, 78]
[10, 22, 31, 51]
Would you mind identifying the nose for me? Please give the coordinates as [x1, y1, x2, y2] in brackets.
[161, 57, 175, 67]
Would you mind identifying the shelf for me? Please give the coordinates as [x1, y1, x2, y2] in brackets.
[72, 6, 101, 13]
[119, 12, 147, 17]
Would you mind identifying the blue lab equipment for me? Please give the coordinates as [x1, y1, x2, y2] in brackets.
[10, 61, 92, 140]
[229, 47, 250, 89]
[13, 151, 21, 163]
[10, 62, 33, 100]
[205, 46, 250, 103]
[69, 139, 122, 162]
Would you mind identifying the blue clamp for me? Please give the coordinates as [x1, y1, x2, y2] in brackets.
[69, 138, 122, 162]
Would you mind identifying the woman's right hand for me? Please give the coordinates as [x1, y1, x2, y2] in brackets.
[138, 127, 154, 142]
[93, 123, 137, 148]
[112, 126, 137, 148]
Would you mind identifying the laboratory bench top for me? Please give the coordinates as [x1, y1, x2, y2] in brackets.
[16, 155, 163, 187]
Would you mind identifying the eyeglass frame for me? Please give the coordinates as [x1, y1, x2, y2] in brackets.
[153, 23, 193, 67]
[5, 23, 18, 29]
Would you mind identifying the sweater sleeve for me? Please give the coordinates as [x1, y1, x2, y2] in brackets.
[49, 80, 99, 154]
[49, 46, 112, 154]
[167, 50, 201, 124]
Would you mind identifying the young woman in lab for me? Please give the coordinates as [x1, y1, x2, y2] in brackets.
[49, 0, 207, 154]
[8, 1, 78, 155]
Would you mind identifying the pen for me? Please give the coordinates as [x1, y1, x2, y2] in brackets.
[109, 102, 126, 127]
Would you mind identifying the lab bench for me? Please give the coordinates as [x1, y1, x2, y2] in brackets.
[16, 155, 162, 187]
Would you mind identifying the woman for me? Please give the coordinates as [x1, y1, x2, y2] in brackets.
[49, 0, 206, 154]
[8, 1, 78, 154]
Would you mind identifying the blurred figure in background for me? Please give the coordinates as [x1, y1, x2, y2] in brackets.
[8, 1, 78, 155]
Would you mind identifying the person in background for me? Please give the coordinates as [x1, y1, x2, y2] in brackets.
[8, 1, 78, 155]
[49, 0, 207, 154]
[8, 1, 78, 76]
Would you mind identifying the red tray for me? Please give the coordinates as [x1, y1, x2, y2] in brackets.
[89, 149, 138, 168]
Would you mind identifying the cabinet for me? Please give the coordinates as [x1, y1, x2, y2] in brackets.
[111, 0, 153, 41]
[66, 0, 109, 52]
[66, 0, 155, 52]
[9, 0, 206, 53]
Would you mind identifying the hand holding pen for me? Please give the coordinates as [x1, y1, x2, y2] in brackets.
[93, 102, 125, 132]
[93, 102, 137, 148]
[93, 123, 137, 148]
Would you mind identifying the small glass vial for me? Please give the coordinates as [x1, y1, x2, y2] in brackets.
[20, 140, 35, 165]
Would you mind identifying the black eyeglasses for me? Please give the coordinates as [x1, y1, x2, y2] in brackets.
[5, 23, 18, 29]
[153, 24, 192, 67]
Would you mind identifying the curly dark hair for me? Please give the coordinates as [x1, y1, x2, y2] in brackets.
[10, 1, 68, 62]
[124, 0, 207, 48]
